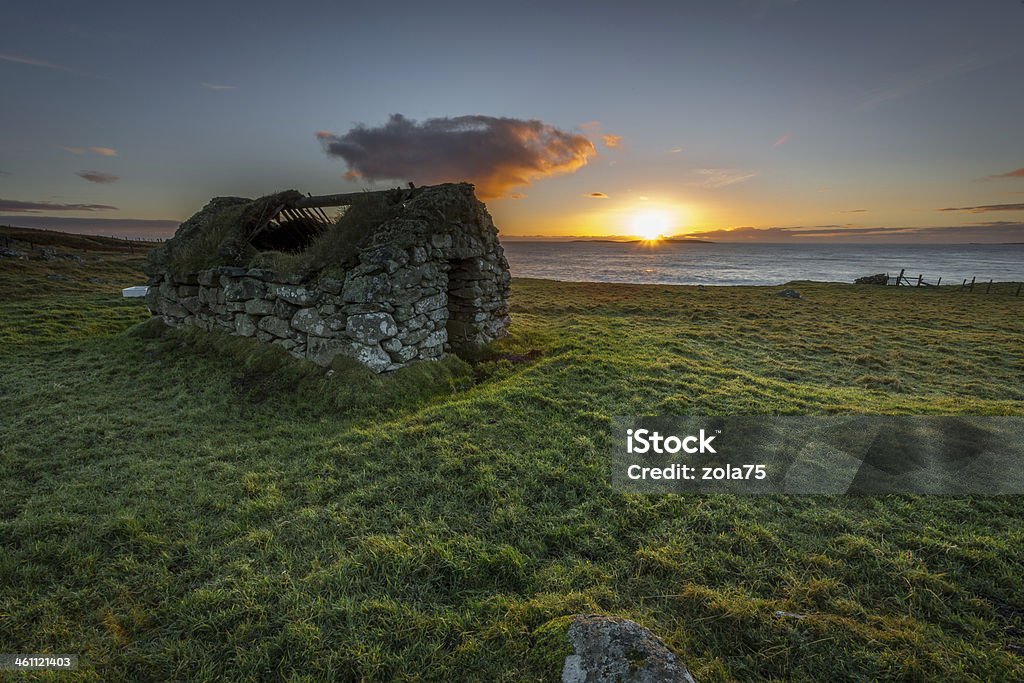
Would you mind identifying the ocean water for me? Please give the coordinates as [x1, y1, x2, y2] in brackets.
[501, 241, 1024, 287]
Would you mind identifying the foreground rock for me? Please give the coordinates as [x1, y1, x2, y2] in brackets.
[561, 615, 696, 683]
[775, 288, 801, 299]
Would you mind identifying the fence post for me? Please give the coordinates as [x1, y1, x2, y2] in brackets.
[896, 268, 905, 286]
[917, 274, 923, 287]
[936, 277, 942, 286]
[970, 276, 976, 291]
[986, 280, 992, 294]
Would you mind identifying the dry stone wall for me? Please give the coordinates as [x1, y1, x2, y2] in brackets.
[146, 184, 511, 372]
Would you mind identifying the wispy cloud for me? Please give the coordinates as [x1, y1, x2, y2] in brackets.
[984, 167, 1024, 180]
[58, 145, 119, 157]
[0, 52, 101, 79]
[841, 209, 868, 213]
[0, 198, 118, 213]
[585, 192, 609, 199]
[200, 82, 236, 91]
[317, 114, 596, 199]
[601, 134, 622, 149]
[686, 223, 1024, 244]
[856, 51, 999, 111]
[695, 168, 758, 189]
[0, 171, 9, 177]
[773, 132, 791, 147]
[937, 203, 1024, 213]
[667, 148, 683, 154]
[578, 121, 621, 149]
[76, 170, 119, 184]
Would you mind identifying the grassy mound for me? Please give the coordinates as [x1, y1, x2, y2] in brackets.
[2, 249, 1023, 681]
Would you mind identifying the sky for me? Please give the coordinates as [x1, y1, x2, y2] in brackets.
[1, 0, 1023, 243]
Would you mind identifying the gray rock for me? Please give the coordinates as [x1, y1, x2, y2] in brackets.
[318, 277, 343, 295]
[306, 336, 346, 367]
[397, 326, 430, 346]
[430, 233, 453, 249]
[341, 273, 391, 303]
[346, 312, 398, 344]
[291, 308, 331, 336]
[391, 345, 418, 363]
[561, 615, 695, 683]
[776, 288, 802, 299]
[181, 296, 203, 314]
[414, 292, 447, 315]
[217, 266, 247, 277]
[258, 315, 292, 338]
[224, 277, 264, 301]
[275, 285, 316, 306]
[244, 298, 276, 315]
[347, 342, 393, 373]
[854, 273, 888, 285]
[246, 268, 277, 281]
[234, 314, 257, 337]
[422, 329, 447, 347]
[273, 299, 299, 319]
[409, 245, 428, 265]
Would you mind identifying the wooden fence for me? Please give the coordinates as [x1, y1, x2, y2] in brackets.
[888, 268, 1022, 296]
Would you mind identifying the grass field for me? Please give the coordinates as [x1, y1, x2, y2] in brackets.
[2, 235, 1023, 681]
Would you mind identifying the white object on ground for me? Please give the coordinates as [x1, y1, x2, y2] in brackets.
[122, 285, 149, 298]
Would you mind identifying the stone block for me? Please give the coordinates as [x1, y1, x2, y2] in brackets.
[245, 298, 276, 315]
[346, 312, 398, 344]
[274, 285, 316, 306]
[291, 308, 332, 336]
[414, 292, 447, 315]
[258, 315, 292, 338]
[235, 313, 257, 337]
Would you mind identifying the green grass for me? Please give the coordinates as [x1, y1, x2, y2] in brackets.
[1, 249, 1023, 681]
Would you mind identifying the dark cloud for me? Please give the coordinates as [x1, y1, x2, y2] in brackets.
[77, 170, 119, 184]
[316, 114, 596, 199]
[937, 203, 1024, 213]
[586, 192, 609, 199]
[0, 199, 118, 213]
[840, 209, 868, 213]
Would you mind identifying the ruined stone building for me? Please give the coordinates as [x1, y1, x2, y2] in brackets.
[144, 183, 511, 372]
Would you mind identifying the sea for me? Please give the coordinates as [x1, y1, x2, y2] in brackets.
[501, 242, 1024, 287]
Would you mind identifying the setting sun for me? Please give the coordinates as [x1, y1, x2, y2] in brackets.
[630, 210, 673, 240]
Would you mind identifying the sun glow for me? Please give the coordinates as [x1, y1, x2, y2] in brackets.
[630, 210, 673, 241]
